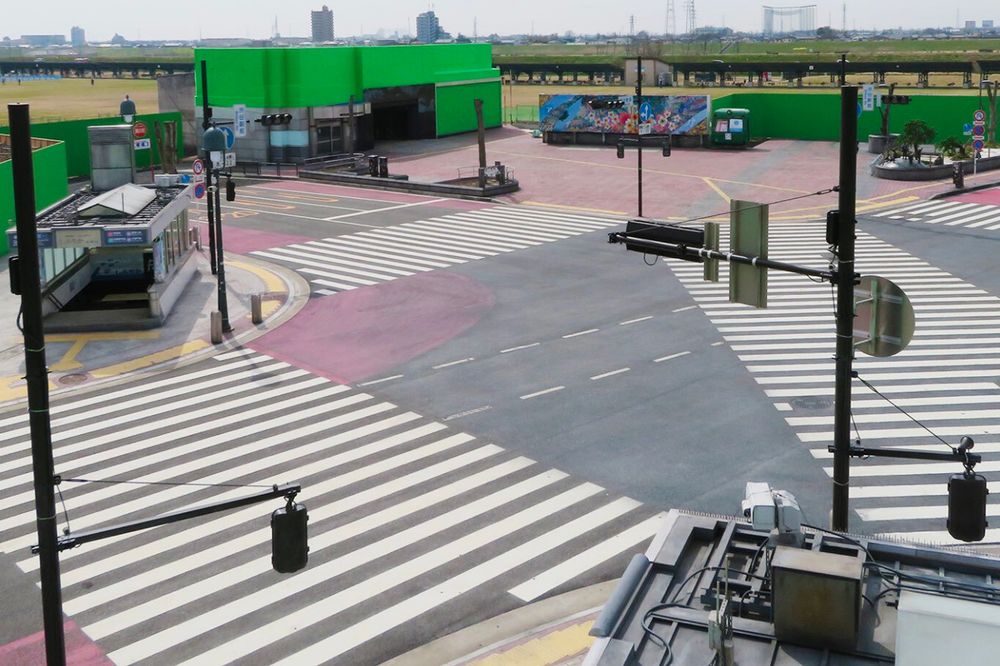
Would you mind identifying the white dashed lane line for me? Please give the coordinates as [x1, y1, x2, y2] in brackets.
[590, 368, 631, 381]
[520, 386, 566, 400]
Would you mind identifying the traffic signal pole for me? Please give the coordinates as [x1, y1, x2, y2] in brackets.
[200, 60, 217, 275]
[9, 102, 67, 666]
[832, 86, 859, 532]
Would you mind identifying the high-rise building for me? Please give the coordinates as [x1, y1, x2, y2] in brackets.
[71, 26, 85, 47]
[416, 10, 442, 43]
[311, 5, 334, 43]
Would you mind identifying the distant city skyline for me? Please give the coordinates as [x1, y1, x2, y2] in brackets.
[5, 1, 1000, 42]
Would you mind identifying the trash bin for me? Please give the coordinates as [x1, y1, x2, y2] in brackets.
[711, 108, 751, 146]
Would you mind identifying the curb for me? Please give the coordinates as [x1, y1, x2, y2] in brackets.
[932, 180, 1000, 199]
[382, 581, 614, 666]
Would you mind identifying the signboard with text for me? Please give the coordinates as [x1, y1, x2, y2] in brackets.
[234, 104, 248, 137]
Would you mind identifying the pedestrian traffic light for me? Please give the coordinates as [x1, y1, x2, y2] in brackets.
[225, 177, 236, 202]
[617, 140, 625, 159]
[258, 113, 293, 126]
[948, 471, 988, 542]
[271, 499, 309, 573]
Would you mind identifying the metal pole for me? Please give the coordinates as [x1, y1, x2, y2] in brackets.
[832, 86, 859, 532]
[214, 170, 231, 332]
[9, 102, 67, 666]
[636, 55, 643, 218]
[200, 59, 216, 275]
[475, 98, 487, 188]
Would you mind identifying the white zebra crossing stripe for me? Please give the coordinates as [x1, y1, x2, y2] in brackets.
[251, 205, 624, 295]
[665, 220, 1000, 540]
[0, 347, 660, 663]
[872, 199, 1000, 232]
[508, 512, 667, 602]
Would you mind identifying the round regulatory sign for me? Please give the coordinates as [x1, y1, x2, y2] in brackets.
[133, 121, 148, 139]
[974, 124, 986, 137]
[193, 182, 206, 199]
[974, 109, 987, 122]
[192, 159, 204, 176]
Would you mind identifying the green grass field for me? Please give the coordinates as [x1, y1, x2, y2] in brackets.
[0, 78, 159, 124]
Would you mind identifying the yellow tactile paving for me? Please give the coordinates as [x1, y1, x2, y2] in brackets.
[46, 331, 161, 372]
[467, 620, 593, 666]
[227, 259, 288, 320]
[89, 340, 212, 378]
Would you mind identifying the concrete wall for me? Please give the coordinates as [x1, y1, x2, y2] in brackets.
[0, 139, 69, 256]
[158, 73, 197, 155]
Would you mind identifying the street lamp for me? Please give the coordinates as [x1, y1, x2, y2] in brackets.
[119, 94, 136, 123]
[201, 124, 231, 333]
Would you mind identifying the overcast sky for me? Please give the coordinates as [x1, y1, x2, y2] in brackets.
[5, 1, 999, 41]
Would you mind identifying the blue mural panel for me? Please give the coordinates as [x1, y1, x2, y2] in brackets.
[539, 95, 710, 135]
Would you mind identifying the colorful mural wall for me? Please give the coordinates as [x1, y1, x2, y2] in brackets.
[539, 95, 711, 135]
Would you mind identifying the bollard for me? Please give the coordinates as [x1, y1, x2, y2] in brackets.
[210, 311, 223, 344]
[251, 294, 263, 324]
[378, 156, 389, 178]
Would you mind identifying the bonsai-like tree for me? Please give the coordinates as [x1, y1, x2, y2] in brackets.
[878, 83, 897, 137]
[898, 120, 936, 164]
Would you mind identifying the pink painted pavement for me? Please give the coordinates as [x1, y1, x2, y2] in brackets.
[954, 186, 1000, 205]
[248, 271, 495, 384]
[0, 620, 112, 665]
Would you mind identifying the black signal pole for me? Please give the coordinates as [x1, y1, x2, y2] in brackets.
[200, 59, 217, 275]
[636, 55, 643, 218]
[832, 86, 859, 532]
[9, 102, 67, 666]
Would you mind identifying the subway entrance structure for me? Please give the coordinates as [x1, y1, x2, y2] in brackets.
[195, 44, 502, 163]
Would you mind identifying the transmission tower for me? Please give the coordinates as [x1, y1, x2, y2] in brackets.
[629, 14, 636, 38]
[666, 0, 677, 36]
[685, 0, 696, 34]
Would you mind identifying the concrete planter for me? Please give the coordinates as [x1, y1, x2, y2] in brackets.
[867, 134, 899, 154]
[871, 153, 1000, 181]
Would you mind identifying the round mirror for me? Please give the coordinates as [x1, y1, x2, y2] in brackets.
[853, 275, 915, 357]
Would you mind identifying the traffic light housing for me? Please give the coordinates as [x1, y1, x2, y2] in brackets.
[662, 139, 671, 158]
[617, 140, 625, 159]
[621, 220, 705, 262]
[880, 94, 911, 106]
[271, 500, 309, 573]
[948, 472, 988, 542]
[225, 177, 236, 202]
[258, 113, 293, 126]
[590, 98, 626, 110]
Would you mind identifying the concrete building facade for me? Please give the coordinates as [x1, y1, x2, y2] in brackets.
[311, 6, 334, 43]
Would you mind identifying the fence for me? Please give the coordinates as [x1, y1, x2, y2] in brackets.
[503, 105, 539, 124]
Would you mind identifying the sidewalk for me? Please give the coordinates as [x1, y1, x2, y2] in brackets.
[0, 249, 310, 407]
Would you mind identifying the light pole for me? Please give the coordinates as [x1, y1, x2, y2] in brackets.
[202, 125, 232, 333]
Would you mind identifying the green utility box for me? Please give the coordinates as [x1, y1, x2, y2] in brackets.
[711, 108, 751, 146]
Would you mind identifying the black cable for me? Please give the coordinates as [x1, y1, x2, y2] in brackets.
[856, 375, 956, 453]
[55, 483, 71, 536]
[61, 477, 276, 489]
[15, 303, 24, 334]
[624, 186, 839, 231]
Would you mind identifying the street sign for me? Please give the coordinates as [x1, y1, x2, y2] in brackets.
[729, 200, 768, 309]
[234, 104, 248, 138]
[193, 182, 206, 199]
[974, 138, 986, 151]
[192, 159, 205, 176]
[964, 122, 974, 136]
[973, 124, 986, 137]
[224, 152, 236, 168]
[133, 121, 148, 139]
[133, 138, 151, 150]
[974, 109, 987, 123]
[639, 101, 653, 122]
[862, 84, 875, 112]
[220, 126, 236, 150]
[622, 95, 634, 107]
[638, 123, 653, 135]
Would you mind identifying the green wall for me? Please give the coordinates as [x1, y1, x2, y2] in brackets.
[713, 92, 984, 143]
[194, 45, 501, 137]
[1, 141, 69, 256]
[436, 82, 503, 136]
[0, 112, 184, 178]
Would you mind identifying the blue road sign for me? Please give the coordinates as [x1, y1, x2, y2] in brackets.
[220, 126, 236, 150]
[857, 102, 863, 119]
[194, 182, 206, 199]
[639, 101, 653, 123]
[974, 138, 986, 151]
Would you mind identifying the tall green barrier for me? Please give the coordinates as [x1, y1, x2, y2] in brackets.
[713, 92, 983, 143]
[0, 141, 69, 256]
[436, 82, 503, 136]
[0, 112, 184, 178]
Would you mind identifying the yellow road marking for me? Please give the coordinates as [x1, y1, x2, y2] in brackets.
[701, 177, 731, 203]
[521, 201, 627, 215]
[0, 375, 58, 403]
[89, 340, 211, 378]
[228, 259, 288, 294]
[46, 331, 162, 373]
[469, 620, 593, 666]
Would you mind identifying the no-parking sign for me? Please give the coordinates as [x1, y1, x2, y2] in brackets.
[974, 109, 986, 123]
[192, 159, 205, 176]
[193, 182, 206, 199]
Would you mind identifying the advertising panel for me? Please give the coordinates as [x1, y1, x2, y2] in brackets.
[539, 95, 710, 135]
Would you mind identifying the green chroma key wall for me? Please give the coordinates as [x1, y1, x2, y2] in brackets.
[194, 44, 502, 137]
